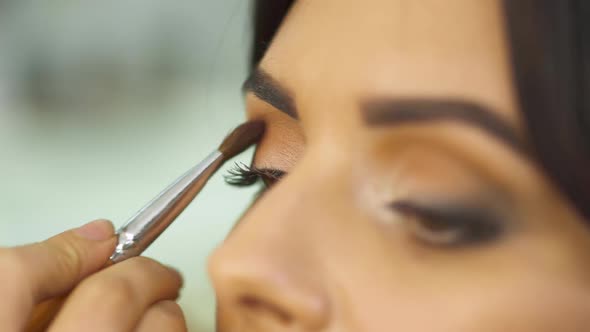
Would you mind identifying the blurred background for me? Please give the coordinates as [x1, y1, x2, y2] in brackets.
[0, 1, 257, 330]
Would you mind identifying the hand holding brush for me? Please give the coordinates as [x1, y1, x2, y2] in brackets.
[0, 121, 264, 332]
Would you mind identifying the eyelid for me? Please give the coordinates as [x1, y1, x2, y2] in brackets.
[256, 166, 286, 186]
[390, 200, 505, 247]
[371, 125, 534, 201]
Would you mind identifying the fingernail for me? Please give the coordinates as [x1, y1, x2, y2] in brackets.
[75, 219, 114, 241]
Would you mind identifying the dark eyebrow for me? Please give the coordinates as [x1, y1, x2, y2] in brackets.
[243, 70, 525, 154]
[361, 98, 527, 154]
[243, 68, 298, 119]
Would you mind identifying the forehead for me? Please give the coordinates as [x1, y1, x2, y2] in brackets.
[258, 0, 519, 126]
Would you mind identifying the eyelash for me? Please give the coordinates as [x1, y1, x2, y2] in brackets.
[224, 163, 286, 188]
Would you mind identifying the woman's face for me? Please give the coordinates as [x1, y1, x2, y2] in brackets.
[209, 1, 590, 331]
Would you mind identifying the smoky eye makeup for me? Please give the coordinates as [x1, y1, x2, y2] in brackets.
[389, 199, 506, 248]
[362, 141, 513, 248]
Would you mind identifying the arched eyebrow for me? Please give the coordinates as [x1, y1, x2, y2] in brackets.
[243, 68, 527, 154]
[361, 98, 527, 153]
[243, 68, 298, 119]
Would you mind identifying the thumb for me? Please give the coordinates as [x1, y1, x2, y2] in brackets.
[11, 219, 117, 302]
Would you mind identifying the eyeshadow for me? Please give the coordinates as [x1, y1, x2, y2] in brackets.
[390, 200, 504, 246]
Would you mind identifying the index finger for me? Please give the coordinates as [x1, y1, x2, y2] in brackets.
[0, 220, 116, 331]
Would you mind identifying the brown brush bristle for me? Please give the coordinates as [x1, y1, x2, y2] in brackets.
[218, 120, 266, 160]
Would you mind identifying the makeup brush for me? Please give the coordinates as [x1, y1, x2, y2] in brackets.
[110, 119, 265, 263]
[26, 120, 265, 332]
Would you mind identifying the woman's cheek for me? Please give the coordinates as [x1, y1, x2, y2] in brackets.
[346, 274, 590, 332]
[456, 278, 590, 332]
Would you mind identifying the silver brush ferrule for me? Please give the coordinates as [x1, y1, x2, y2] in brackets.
[109, 150, 223, 263]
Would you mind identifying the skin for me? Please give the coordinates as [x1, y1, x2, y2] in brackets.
[0, 219, 187, 332]
[209, 0, 590, 331]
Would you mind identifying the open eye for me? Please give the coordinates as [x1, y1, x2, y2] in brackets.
[390, 201, 504, 247]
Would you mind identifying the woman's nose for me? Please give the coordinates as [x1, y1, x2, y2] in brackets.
[208, 149, 351, 331]
[209, 249, 329, 330]
[208, 164, 333, 330]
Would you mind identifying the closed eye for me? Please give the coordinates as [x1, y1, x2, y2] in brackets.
[390, 200, 504, 247]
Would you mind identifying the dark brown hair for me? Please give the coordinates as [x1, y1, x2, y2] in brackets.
[250, 0, 590, 220]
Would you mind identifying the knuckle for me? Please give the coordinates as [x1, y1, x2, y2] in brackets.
[45, 235, 84, 279]
[126, 256, 179, 283]
[126, 256, 160, 272]
[123, 257, 182, 295]
[77, 275, 136, 308]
